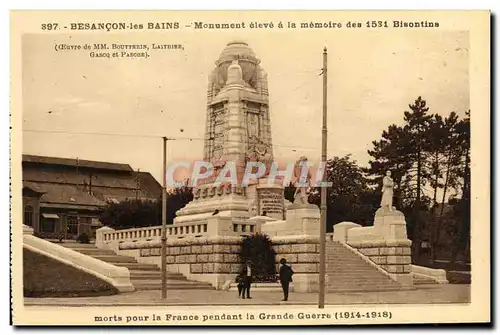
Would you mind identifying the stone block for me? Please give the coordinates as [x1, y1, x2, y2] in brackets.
[359, 248, 380, 256]
[140, 248, 151, 257]
[212, 254, 225, 262]
[229, 263, 241, 273]
[186, 254, 197, 263]
[402, 247, 412, 256]
[181, 246, 191, 254]
[197, 254, 209, 262]
[298, 253, 319, 263]
[213, 245, 231, 253]
[403, 265, 412, 273]
[382, 264, 404, 273]
[176, 255, 186, 263]
[201, 245, 214, 254]
[230, 245, 240, 254]
[291, 244, 317, 253]
[202, 263, 214, 273]
[379, 247, 390, 255]
[151, 248, 160, 256]
[171, 247, 181, 255]
[386, 256, 411, 264]
[230, 264, 241, 273]
[278, 245, 292, 254]
[385, 247, 398, 256]
[278, 254, 297, 263]
[370, 256, 387, 264]
[224, 254, 239, 263]
[292, 263, 318, 273]
[191, 245, 202, 254]
[214, 263, 231, 273]
[166, 256, 175, 263]
[191, 264, 202, 273]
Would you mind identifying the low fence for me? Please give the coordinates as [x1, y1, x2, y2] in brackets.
[96, 217, 265, 251]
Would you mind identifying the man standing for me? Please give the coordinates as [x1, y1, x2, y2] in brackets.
[242, 262, 252, 299]
[279, 258, 294, 301]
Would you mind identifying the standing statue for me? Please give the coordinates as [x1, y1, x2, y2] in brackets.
[380, 170, 394, 211]
[293, 156, 312, 205]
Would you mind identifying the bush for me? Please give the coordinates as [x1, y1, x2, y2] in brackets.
[77, 233, 90, 244]
[239, 233, 278, 283]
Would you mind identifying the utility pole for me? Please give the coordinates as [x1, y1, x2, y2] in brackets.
[318, 46, 328, 309]
[161, 137, 168, 300]
[135, 168, 140, 200]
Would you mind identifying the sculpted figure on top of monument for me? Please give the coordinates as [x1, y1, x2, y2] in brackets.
[380, 170, 394, 211]
[293, 156, 312, 205]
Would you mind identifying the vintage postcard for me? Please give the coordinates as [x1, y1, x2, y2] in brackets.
[10, 10, 490, 325]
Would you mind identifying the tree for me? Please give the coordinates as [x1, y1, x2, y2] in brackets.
[366, 97, 434, 261]
[309, 155, 377, 231]
[98, 186, 194, 229]
[98, 199, 160, 229]
[449, 110, 470, 264]
[166, 185, 194, 224]
[239, 233, 277, 282]
[366, 124, 413, 210]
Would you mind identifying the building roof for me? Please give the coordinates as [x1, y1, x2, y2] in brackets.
[24, 181, 107, 207]
[22, 154, 133, 172]
[22, 155, 162, 210]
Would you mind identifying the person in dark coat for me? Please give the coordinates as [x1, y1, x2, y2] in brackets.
[241, 262, 252, 299]
[235, 270, 245, 298]
[279, 258, 294, 301]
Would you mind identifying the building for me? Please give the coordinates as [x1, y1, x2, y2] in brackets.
[22, 155, 161, 240]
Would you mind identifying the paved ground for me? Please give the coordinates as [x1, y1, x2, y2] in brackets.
[24, 284, 470, 306]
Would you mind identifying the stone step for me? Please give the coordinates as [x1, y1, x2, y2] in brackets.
[55, 241, 215, 291]
[328, 286, 405, 293]
[129, 271, 185, 280]
[325, 241, 404, 292]
[412, 276, 437, 285]
[92, 255, 138, 263]
[109, 262, 160, 270]
[60, 243, 98, 249]
[131, 279, 215, 290]
[67, 248, 117, 256]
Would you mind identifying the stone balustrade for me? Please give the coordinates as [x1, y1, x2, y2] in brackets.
[96, 217, 267, 252]
[23, 225, 134, 292]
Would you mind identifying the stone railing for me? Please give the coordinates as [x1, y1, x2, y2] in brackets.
[96, 216, 265, 251]
[411, 264, 449, 284]
[23, 225, 134, 292]
[232, 219, 259, 235]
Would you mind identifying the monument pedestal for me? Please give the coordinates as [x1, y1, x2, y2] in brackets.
[174, 184, 251, 225]
[260, 203, 320, 237]
[336, 207, 414, 287]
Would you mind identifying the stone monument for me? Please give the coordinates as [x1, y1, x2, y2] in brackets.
[380, 170, 394, 211]
[174, 41, 285, 224]
[332, 170, 413, 286]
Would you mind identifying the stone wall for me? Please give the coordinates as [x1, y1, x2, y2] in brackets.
[115, 233, 322, 292]
[272, 235, 320, 292]
[347, 240, 413, 286]
[119, 236, 242, 289]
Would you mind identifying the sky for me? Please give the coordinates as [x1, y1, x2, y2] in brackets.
[22, 30, 469, 183]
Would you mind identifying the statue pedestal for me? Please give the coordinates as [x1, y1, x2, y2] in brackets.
[373, 208, 408, 241]
[337, 207, 414, 287]
[260, 203, 320, 237]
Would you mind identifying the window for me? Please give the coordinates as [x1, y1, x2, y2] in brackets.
[24, 206, 34, 227]
[67, 216, 78, 235]
[41, 220, 55, 233]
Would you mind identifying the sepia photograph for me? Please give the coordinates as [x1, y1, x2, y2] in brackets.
[10, 10, 490, 325]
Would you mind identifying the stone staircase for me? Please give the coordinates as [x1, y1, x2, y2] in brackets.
[326, 241, 405, 292]
[61, 242, 214, 291]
